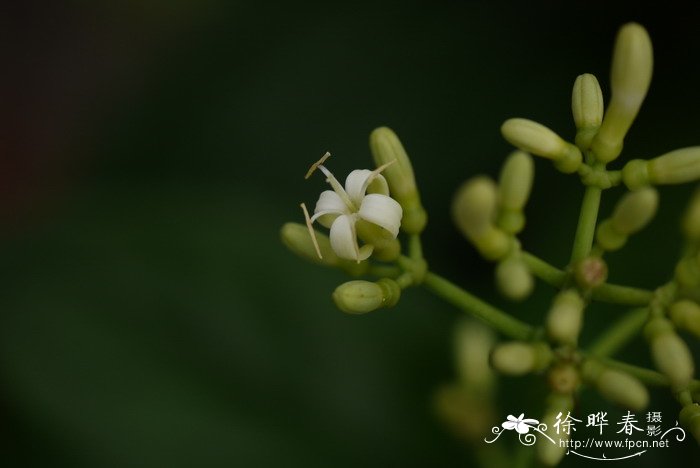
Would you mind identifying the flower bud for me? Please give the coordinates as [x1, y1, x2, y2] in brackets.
[682, 188, 700, 241]
[596, 220, 628, 251]
[369, 127, 427, 234]
[675, 256, 700, 288]
[582, 360, 649, 411]
[648, 147, 700, 185]
[610, 187, 659, 235]
[452, 176, 498, 239]
[471, 227, 511, 261]
[495, 257, 533, 301]
[281, 223, 368, 276]
[332, 278, 400, 314]
[546, 289, 585, 346]
[498, 151, 535, 212]
[537, 394, 574, 466]
[454, 321, 496, 392]
[490, 341, 552, 376]
[669, 300, 700, 339]
[501, 118, 582, 173]
[645, 318, 695, 389]
[679, 403, 700, 445]
[591, 23, 653, 163]
[621, 159, 650, 190]
[572, 73, 604, 150]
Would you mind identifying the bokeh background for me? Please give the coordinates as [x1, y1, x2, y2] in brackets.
[2, 1, 700, 466]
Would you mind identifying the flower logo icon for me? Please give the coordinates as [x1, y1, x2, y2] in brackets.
[502, 414, 540, 434]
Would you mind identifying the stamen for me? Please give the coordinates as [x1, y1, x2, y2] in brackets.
[317, 165, 357, 212]
[360, 159, 397, 197]
[300, 202, 323, 259]
[305, 152, 331, 179]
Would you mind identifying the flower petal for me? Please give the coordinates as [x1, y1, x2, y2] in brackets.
[313, 190, 350, 228]
[345, 170, 374, 207]
[522, 418, 539, 426]
[515, 422, 530, 434]
[507, 415, 518, 422]
[358, 194, 403, 237]
[502, 421, 517, 430]
[329, 214, 373, 262]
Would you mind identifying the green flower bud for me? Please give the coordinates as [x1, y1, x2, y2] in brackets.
[675, 256, 700, 288]
[669, 300, 700, 339]
[591, 23, 653, 163]
[332, 278, 400, 314]
[433, 384, 496, 442]
[682, 188, 700, 241]
[596, 220, 628, 251]
[501, 118, 582, 173]
[454, 321, 496, 392]
[537, 393, 574, 466]
[490, 341, 551, 376]
[610, 187, 659, 236]
[679, 403, 700, 445]
[281, 222, 368, 276]
[495, 257, 534, 301]
[498, 151, 535, 212]
[572, 73, 604, 150]
[645, 318, 695, 389]
[452, 176, 498, 239]
[471, 227, 511, 261]
[648, 147, 700, 185]
[582, 360, 649, 411]
[369, 127, 427, 234]
[546, 289, 585, 346]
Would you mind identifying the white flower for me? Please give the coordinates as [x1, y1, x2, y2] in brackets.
[301, 152, 403, 262]
[502, 413, 539, 434]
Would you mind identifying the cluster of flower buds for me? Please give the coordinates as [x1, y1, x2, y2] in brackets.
[452, 151, 535, 301]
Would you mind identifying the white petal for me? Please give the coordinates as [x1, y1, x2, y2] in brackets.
[515, 423, 530, 434]
[366, 174, 389, 196]
[522, 418, 539, 426]
[314, 190, 349, 214]
[358, 194, 403, 237]
[345, 170, 373, 207]
[329, 214, 373, 262]
[502, 421, 517, 431]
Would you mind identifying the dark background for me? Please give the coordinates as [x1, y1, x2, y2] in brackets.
[2, 1, 699, 466]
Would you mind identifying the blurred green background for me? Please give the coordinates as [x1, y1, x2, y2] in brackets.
[2, 1, 699, 466]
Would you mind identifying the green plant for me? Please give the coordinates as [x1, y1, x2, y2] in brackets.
[281, 23, 700, 465]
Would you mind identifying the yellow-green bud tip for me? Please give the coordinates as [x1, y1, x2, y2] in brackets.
[545, 289, 585, 346]
[490, 342, 551, 376]
[572, 73, 604, 150]
[495, 257, 534, 301]
[501, 119, 582, 172]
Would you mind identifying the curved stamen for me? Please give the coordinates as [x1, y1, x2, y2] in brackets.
[305, 152, 331, 179]
[300, 202, 323, 259]
[310, 209, 343, 224]
[359, 159, 396, 198]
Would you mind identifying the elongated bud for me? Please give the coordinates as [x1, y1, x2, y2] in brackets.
[669, 300, 700, 338]
[495, 257, 533, 301]
[452, 177, 497, 238]
[611, 187, 659, 235]
[546, 289, 585, 346]
[453, 177, 511, 260]
[572, 73, 604, 149]
[537, 394, 574, 466]
[680, 404, 700, 445]
[591, 23, 653, 163]
[369, 127, 427, 234]
[682, 188, 700, 241]
[582, 360, 649, 411]
[497, 151, 534, 234]
[281, 222, 368, 275]
[490, 341, 551, 376]
[454, 321, 496, 392]
[645, 318, 695, 389]
[332, 278, 400, 314]
[501, 118, 582, 173]
[623, 147, 700, 189]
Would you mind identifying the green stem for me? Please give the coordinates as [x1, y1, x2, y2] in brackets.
[422, 271, 537, 340]
[521, 251, 653, 305]
[570, 185, 602, 264]
[409, 234, 423, 261]
[367, 264, 402, 278]
[599, 358, 670, 386]
[587, 308, 649, 357]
